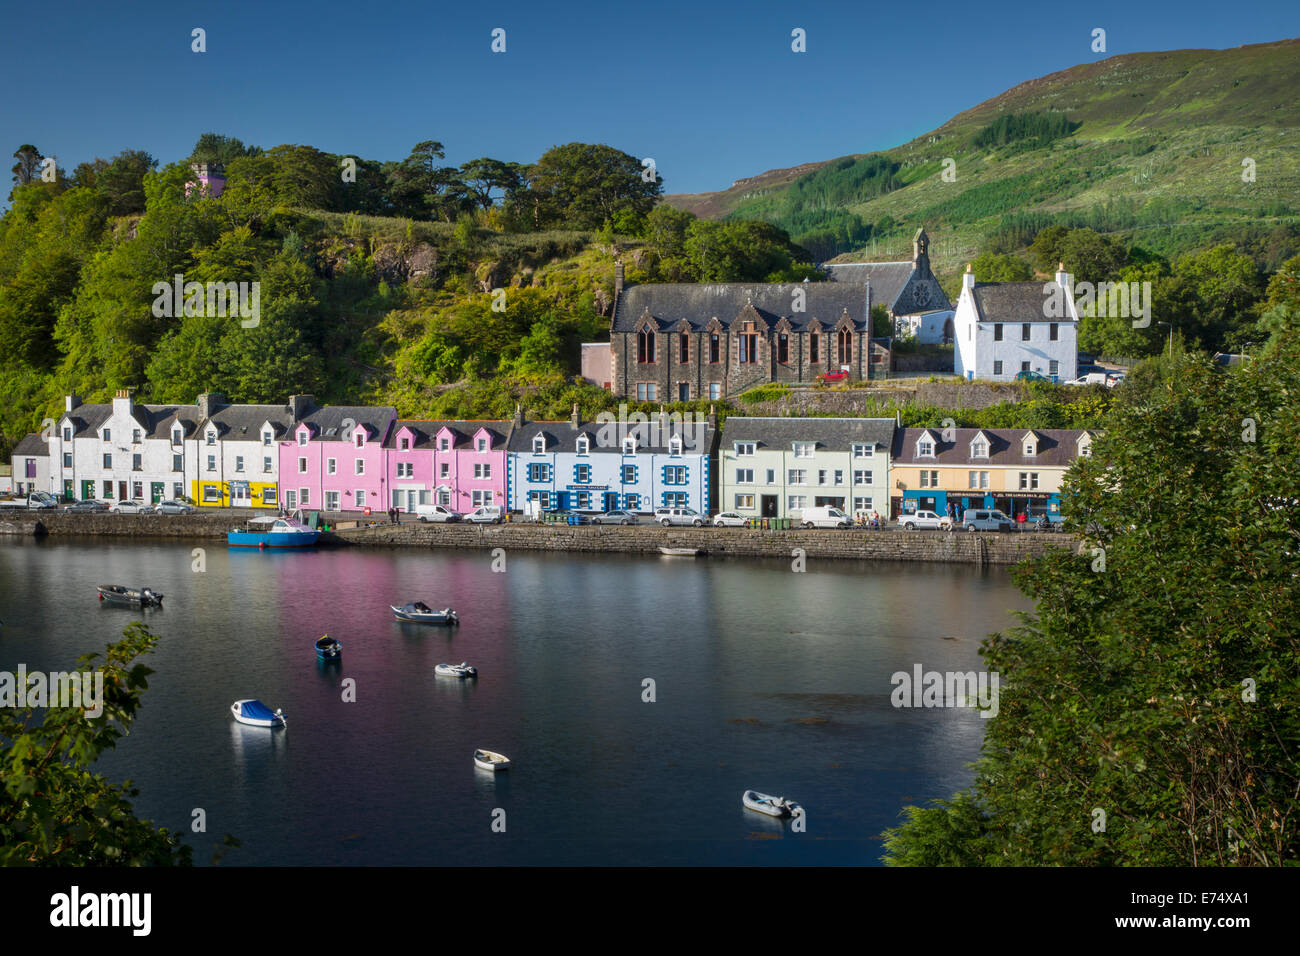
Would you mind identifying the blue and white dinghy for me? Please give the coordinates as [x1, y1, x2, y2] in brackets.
[435, 662, 477, 678]
[230, 699, 287, 728]
[742, 790, 802, 818]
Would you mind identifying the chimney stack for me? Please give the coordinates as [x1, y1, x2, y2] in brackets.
[288, 394, 315, 422]
[196, 391, 226, 422]
[614, 260, 624, 296]
[570, 403, 580, 428]
[963, 262, 975, 292]
[513, 403, 524, 429]
[65, 393, 81, 413]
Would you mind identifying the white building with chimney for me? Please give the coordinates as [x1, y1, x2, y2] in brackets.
[953, 263, 1080, 383]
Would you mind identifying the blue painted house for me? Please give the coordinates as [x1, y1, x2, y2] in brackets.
[506, 405, 717, 515]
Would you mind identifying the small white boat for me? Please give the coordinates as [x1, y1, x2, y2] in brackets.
[391, 601, 459, 625]
[743, 790, 801, 818]
[230, 699, 286, 728]
[474, 749, 510, 771]
[435, 662, 478, 679]
[658, 547, 702, 557]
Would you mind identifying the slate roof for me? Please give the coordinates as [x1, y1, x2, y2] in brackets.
[296, 406, 397, 443]
[970, 282, 1070, 324]
[825, 262, 951, 314]
[891, 428, 1094, 468]
[610, 283, 869, 333]
[200, 404, 296, 441]
[507, 419, 715, 456]
[386, 420, 511, 450]
[721, 417, 896, 451]
[60, 403, 112, 438]
[12, 433, 47, 456]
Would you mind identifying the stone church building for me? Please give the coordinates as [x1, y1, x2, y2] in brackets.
[606, 228, 948, 400]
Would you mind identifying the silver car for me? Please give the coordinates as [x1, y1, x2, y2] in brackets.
[155, 499, 197, 515]
[655, 507, 704, 527]
[592, 510, 639, 525]
[712, 512, 748, 527]
[110, 499, 154, 514]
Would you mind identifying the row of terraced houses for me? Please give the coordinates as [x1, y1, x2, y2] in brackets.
[8, 390, 1095, 521]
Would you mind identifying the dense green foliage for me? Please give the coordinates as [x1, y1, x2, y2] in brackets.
[0, 624, 196, 864]
[972, 111, 1080, 151]
[883, 336, 1300, 865]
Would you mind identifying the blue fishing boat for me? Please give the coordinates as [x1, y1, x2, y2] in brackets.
[315, 635, 342, 660]
[230, 699, 286, 728]
[228, 516, 320, 549]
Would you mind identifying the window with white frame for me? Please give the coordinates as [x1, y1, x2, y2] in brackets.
[300, 489, 311, 506]
[532, 435, 545, 453]
[636, 382, 657, 401]
[325, 491, 340, 511]
[298, 457, 307, 473]
[853, 469, 873, 485]
[664, 466, 687, 484]
[971, 438, 988, 458]
[528, 463, 550, 482]
[735, 494, 754, 509]
[354, 490, 364, 508]
[472, 489, 494, 507]
[263, 431, 272, 445]
[172, 429, 182, 446]
[919, 470, 939, 488]
[476, 437, 488, 452]
[355, 459, 364, 475]
[203, 485, 221, 502]
[853, 496, 873, 512]
[993, 361, 1003, 376]
[206, 431, 215, 445]
[917, 437, 934, 457]
[327, 458, 336, 474]
[708, 383, 721, 400]
[817, 469, 828, 485]
[174, 482, 185, 499]
[766, 469, 776, 484]
[834, 470, 844, 485]
[103, 428, 111, 442]
[1019, 472, 1039, 490]
[853, 444, 874, 458]
[439, 437, 450, 452]
[439, 462, 450, 479]
[968, 470, 989, 489]
[235, 456, 244, 472]
[735, 468, 754, 484]
[736, 442, 756, 457]
[207, 455, 216, 471]
[285, 490, 296, 509]
[576, 436, 589, 455]
[1023, 437, 1037, 457]
[669, 436, 683, 457]
[264, 456, 272, 473]
[793, 442, 815, 458]
[788, 469, 807, 485]
[474, 463, 491, 479]
[399, 437, 410, 451]
[298, 432, 308, 446]
[103, 453, 112, 469]
[787, 495, 808, 510]
[397, 462, 413, 478]
[623, 437, 637, 455]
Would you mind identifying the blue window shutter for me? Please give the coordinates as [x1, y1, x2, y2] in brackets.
[661, 465, 668, 485]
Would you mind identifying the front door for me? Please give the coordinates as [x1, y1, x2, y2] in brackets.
[678, 383, 689, 401]
[63, 479, 74, 500]
[604, 492, 619, 512]
[150, 482, 164, 503]
[118, 481, 128, 501]
[80, 480, 94, 501]
[406, 490, 417, 513]
[761, 495, 778, 518]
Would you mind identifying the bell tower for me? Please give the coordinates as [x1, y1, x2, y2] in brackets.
[912, 228, 931, 276]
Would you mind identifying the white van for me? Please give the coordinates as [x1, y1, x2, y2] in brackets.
[798, 505, 851, 529]
[414, 503, 460, 523]
[465, 505, 504, 524]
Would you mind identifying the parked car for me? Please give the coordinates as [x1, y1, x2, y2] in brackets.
[798, 505, 851, 529]
[464, 505, 503, 524]
[65, 499, 109, 513]
[1064, 371, 1110, 386]
[0, 491, 58, 510]
[655, 507, 704, 527]
[900, 509, 952, 531]
[1015, 369, 1051, 383]
[962, 509, 1014, 532]
[155, 499, 196, 515]
[816, 367, 850, 384]
[712, 512, 748, 527]
[415, 503, 461, 523]
[110, 499, 154, 514]
[592, 509, 639, 525]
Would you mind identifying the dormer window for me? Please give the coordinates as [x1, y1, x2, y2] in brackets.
[476, 437, 488, 452]
[1077, 435, 1092, 458]
[971, 438, 988, 459]
[439, 437, 450, 452]
[354, 432, 364, 448]
[1023, 438, 1037, 457]
[793, 442, 815, 459]
[736, 442, 756, 457]
[852, 443, 873, 459]
[532, 435, 546, 454]
[669, 435, 683, 457]
[132, 429, 141, 443]
[623, 437, 637, 455]
[917, 436, 935, 457]
[206, 431, 216, 446]
[63, 426, 72, 442]
[263, 431, 272, 446]
[172, 429, 183, 446]
[399, 437, 410, 451]
[576, 436, 590, 455]
[103, 428, 111, 442]
[297, 431, 308, 446]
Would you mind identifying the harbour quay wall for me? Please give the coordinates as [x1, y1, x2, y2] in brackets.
[22, 512, 236, 539]
[333, 522, 1078, 566]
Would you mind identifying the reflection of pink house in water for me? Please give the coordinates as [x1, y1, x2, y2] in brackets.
[385, 420, 510, 514]
[280, 406, 396, 512]
[186, 162, 226, 198]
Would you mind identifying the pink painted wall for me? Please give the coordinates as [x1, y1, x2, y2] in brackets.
[281, 424, 388, 511]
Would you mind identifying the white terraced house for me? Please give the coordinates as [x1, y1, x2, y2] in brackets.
[953, 262, 1080, 383]
[190, 392, 299, 508]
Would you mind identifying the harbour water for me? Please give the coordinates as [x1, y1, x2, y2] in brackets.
[0, 538, 1033, 865]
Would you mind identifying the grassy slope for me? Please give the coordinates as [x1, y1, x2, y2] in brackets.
[663, 39, 1300, 287]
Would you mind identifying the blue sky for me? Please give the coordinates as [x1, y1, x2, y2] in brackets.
[2, 0, 1296, 202]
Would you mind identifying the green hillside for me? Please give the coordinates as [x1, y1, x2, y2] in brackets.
[665, 39, 1300, 282]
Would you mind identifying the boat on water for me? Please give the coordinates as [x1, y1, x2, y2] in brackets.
[314, 635, 342, 660]
[391, 601, 459, 625]
[742, 790, 802, 818]
[97, 584, 164, 607]
[228, 515, 320, 549]
[435, 662, 477, 678]
[474, 749, 510, 771]
[658, 547, 702, 557]
[230, 699, 286, 728]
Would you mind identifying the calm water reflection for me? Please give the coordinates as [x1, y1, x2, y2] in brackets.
[0, 538, 1033, 865]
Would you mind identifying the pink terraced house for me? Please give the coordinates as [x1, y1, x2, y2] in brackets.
[280, 406, 396, 513]
[385, 420, 510, 514]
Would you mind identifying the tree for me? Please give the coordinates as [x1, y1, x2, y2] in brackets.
[526, 143, 662, 230]
[970, 251, 1032, 282]
[882, 340, 1300, 866]
[10, 144, 43, 195]
[188, 133, 261, 165]
[387, 141, 468, 222]
[458, 157, 524, 211]
[0, 623, 195, 864]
